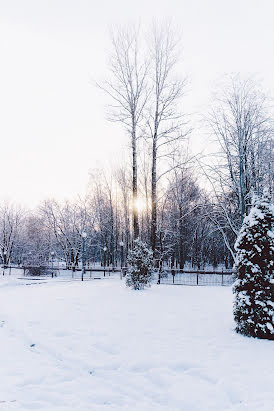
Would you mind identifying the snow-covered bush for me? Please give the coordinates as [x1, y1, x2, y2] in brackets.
[126, 239, 154, 290]
[233, 190, 274, 340]
[26, 266, 50, 276]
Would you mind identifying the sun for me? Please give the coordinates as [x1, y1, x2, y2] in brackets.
[135, 197, 147, 213]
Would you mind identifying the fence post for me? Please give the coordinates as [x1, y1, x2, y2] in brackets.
[196, 273, 199, 285]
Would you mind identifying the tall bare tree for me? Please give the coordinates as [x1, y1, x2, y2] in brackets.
[146, 23, 187, 255]
[99, 26, 148, 239]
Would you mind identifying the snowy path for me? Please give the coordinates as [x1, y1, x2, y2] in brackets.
[0, 279, 273, 410]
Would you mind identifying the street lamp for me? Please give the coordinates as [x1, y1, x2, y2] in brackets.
[103, 246, 107, 277]
[51, 251, 55, 278]
[2, 251, 7, 276]
[23, 251, 31, 276]
[28, 251, 32, 265]
[81, 232, 87, 281]
[119, 241, 124, 279]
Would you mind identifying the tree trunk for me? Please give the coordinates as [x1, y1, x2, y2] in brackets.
[132, 127, 139, 239]
[151, 137, 157, 255]
[239, 138, 247, 224]
[179, 207, 185, 269]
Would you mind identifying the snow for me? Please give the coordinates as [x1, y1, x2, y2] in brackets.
[0, 276, 273, 410]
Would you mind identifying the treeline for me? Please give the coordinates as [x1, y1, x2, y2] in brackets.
[0, 175, 230, 270]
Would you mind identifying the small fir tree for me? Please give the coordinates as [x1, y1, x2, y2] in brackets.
[126, 239, 154, 290]
[233, 190, 274, 340]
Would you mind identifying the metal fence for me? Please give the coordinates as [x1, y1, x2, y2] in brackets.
[3, 265, 122, 282]
[3, 265, 234, 286]
[155, 270, 234, 286]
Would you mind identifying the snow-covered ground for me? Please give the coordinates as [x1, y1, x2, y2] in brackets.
[0, 276, 273, 410]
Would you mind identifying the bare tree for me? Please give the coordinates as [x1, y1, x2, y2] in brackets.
[208, 76, 273, 223]
[169, 167, 200, 268]
[115, 166, 131, 260]
[42, 199, 89, 270]
[203, 76, 273, 260]
[98, 26, 149, 239]
[21, 214, 51, 266]
[146, 22, 188, 256]
[0, 203, 23, 266]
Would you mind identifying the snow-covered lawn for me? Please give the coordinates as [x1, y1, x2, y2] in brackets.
[0, 278, 273, 410]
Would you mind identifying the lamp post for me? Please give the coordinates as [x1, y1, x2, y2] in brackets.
[2, 251, 6, 276]
[119, 241, 124, 280]
[103, 246, 107, 277]
[27, 251, 32, 276]
[51, 251, 55, 278]
[81, 232, 87, 281]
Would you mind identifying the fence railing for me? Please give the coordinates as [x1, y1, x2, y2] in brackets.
[2, 265, 234, 286]
[121, 267, 234, 286]
[155, 269, 234, 286]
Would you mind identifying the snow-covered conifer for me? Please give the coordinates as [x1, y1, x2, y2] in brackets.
[126, 239, 154, 290]
[233, 189, 274, 339]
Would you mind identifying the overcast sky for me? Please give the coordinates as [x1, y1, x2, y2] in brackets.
[0, 0, 273, 207]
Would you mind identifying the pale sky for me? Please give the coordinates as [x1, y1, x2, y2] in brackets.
[0, 0, 273, 207]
